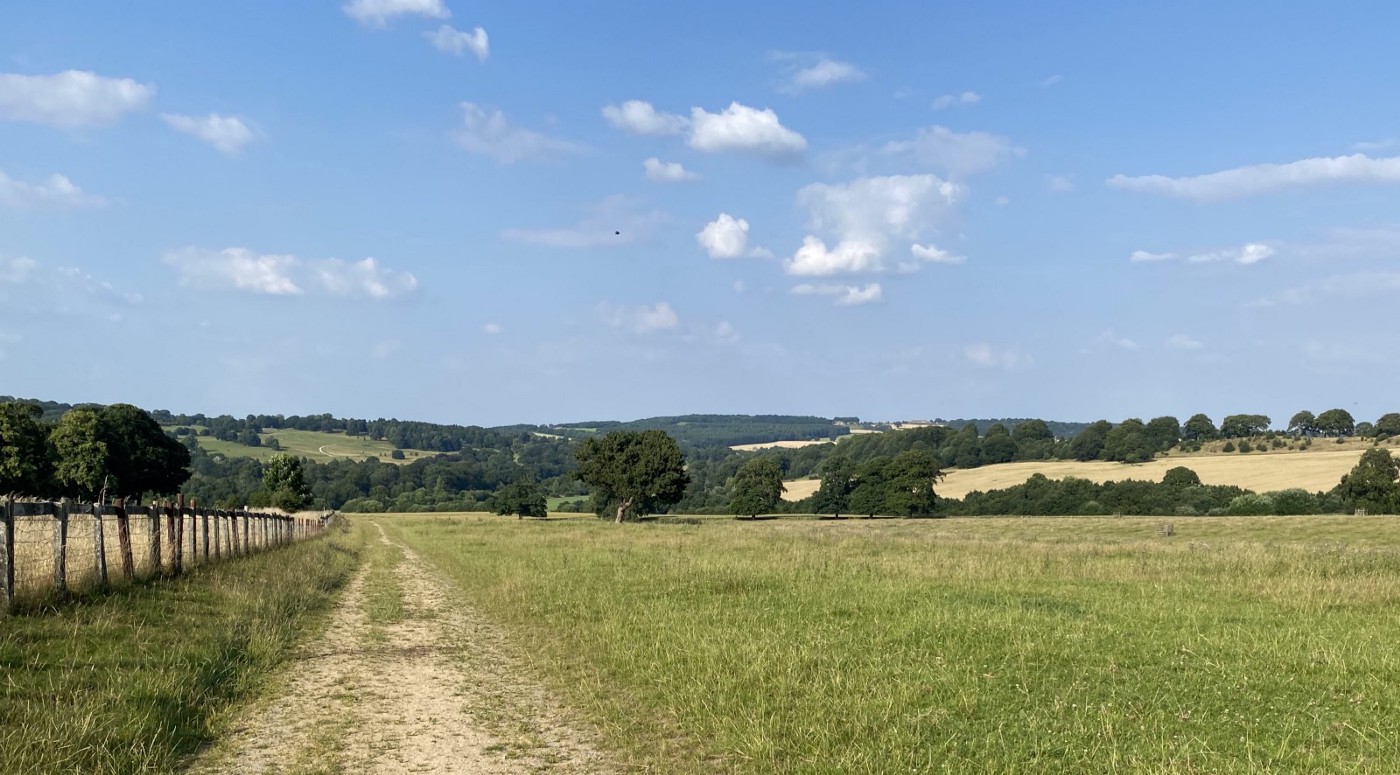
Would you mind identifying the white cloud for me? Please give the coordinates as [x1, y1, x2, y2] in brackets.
[1166, 334, 1203, 350]
[482, 323, 503, 335]
[601, 100, 687, 136]
[1354, 138, 1399, 152]
[453, 103, 583, 163]
[713, 321, 740, 344]
[932, 91, 980, 110]
[909, 243, 965, 265]
[0, 256, 37, 284]
[643, 157, 699, 183]
[163, 247, 302, 295]
[1098, 330, 1139, 350]
[425, 25, 489, 61]
[343, 0, 448, 26]
[0, 170, 104, 208]
[599, 301, 679, 334]
[0, 70, 154, 127]
[1129, 250, 1175, 262]
[1131, 243, 1273, 265]
[162, 247, 416, 299]
[791, 282, 883, 306]
[161, 113, 259, 154]
[1187, 243, 1274, 265]
[688, 102, 806, 160]
[312, 257, 419, 299]
[1107, 153, 1400, 201]
[1045, 174, 1075, 193]
[883, 125, 1023, 177]
[964, 343, 1030, 370]
[785, 58, 866, 93]
[696, 213, 769, 259]
[504, 195, 666, 248]
[785, 174, 961, 276]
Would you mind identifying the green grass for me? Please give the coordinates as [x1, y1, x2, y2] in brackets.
[0, 520, 362, 774]
[382, 514, 1400, 773]
[172, 426, 437, 464]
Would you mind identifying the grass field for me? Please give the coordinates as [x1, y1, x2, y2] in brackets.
[177, 427, 437, 464]
[0, 521, 360, 773]
[783, 442, 1400, 502]
[383, 513, 1400, 773]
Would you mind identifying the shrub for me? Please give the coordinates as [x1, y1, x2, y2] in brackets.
[1238, 441, 1253, 453]
[1228, 493, 1274, 516]
[1222, 441, 1237, 452]
[390, 449, 406, 460]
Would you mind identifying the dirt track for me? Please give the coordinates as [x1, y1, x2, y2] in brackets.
[190, 524, 612, 774]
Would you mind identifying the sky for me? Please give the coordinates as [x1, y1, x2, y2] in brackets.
[3, 1, 1400, 428]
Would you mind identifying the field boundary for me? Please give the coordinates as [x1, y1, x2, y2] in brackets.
[1, 495, 329, 612]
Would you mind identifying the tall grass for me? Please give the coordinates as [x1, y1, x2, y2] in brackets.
[387, 514, 1400, 773]
[0, 520, 361, 774]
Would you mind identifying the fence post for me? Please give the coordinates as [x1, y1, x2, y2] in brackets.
[92, 502, 108, 588]
[230, 510, 240, 556]
[53, 501, 69, 596]
[173, 496, 184, 576]
[200, 503, 209, 561]
[166, 500, 179, 576]
[2, 495, 14, 612]
[243, 510, 251, 554]
[115, 498, 135, 581]
[149, 504, 161, 574]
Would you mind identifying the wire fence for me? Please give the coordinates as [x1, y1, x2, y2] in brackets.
[1, 496, 330, 612]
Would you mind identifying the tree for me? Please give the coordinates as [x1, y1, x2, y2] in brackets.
[1067, 420, 1112, 461]
[1145, 416, 1181, 451]
[1162, 466, 1202, 488]
[1182, 413, 1218, 442]
[980, 424, 1019, 464]
[51, 404, 191, 501]
[1333, 448, 1400, 514]
[882, 450, 943, 516]
[493, 481, 547, 519]
[0, 401, 52, 495]
[811, 456, 856, 517]
[848, 460, 891, 518]
[1288, 410, 1317, 437]
[729, 457, 785, 519]
[575, 430, 689, 523]
[1012, 419, 1054, 444]
[1375, 413, 1400, 438]
[1220, 414, 1270, 438]
[1103, 418, 1154, 463]
[263, 453, 313, 511]
[1315, 408, 1355, 437]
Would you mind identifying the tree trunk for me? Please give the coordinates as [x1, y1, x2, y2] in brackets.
[614, 497, 633, 524]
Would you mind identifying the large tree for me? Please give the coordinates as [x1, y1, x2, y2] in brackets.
[1333, 449, 1400, 514]
[729, 457, 785, 519]
[263, 453, 314, 511]
[1376, 413, 1400, 438]
[51, 404, 191, 501]
[575, 430, 689, 523]
[811, 455, 856, 518]
[493, 481, 547, 519]
[1182, 413, 1218, 442]
[1067, 420, 1112, 461]
[881, 449, 943, 516]
[1288, 410, 1318, 437]
[1315, 408, 1355, 437]
[0, 401, 53, 496]
[1220, 414, 1270, 438]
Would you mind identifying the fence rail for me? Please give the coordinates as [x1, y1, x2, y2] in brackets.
[1, 495, 328, 612]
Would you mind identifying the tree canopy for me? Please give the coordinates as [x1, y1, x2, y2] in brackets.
[575, 430, 689, 522]
[729, 457, 785, 518]
[50, 404, 190, 500]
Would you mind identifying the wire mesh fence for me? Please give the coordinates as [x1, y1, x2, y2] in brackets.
[2, 497, 329, 611]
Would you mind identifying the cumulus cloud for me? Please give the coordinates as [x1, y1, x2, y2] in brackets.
[453, 103, 583, 163]
[791, 282, 883, 306]
[162, 247, 417, 299]
[785, 174, 961, 276]
[504, 194, 666, 248]
[1107, 153, 1400, 201]
[0, 257, 143, 319]
[599, 301, 679, 334]
[688, 102, 806, 160]
[643, 157, 699, 183]
[932, 91, 980, 110]
[908, 243, 965, 266]
[696, 213, 769, 259]
[883, 125, 1024, 177]
[0, 170, 104, 208]
[161, 113, 259, 154]
[1166, 334, 1203, 350]
[784, 57, 866, 93]
[964, 343, 1030, 370]
[342, 0, 448, 26]
[0, 70, 154, 127]
[425, 25, 489, 60]
[601, 100, 687, 136]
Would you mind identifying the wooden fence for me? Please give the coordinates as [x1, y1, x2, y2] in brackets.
[1, 495, 328, 612]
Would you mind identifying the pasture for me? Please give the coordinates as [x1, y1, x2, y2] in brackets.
[380, 513, 1400, 773]
[783, 443, 1400, 502]
[183, 428, 436, 464]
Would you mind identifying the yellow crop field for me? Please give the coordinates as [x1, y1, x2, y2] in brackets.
[783, 444, 1400, 501]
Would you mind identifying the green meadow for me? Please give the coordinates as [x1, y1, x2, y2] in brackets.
[383, 514, 1400, 773]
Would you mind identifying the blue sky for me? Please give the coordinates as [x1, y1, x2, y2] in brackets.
[3, 1, 1399, 427]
